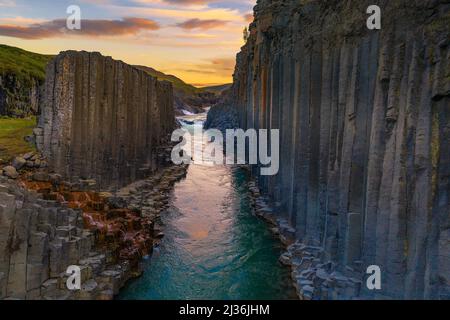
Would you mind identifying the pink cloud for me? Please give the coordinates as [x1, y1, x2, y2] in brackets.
[176, 18, 228, 30]
[0, 17, 160, 40]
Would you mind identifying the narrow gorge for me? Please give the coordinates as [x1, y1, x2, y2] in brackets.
[0, 0, 448, 302]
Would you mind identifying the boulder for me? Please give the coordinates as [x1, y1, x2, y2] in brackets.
[32, 171, 50, 182]
[22, 152, 35, 160]
[0, 184, 8, 193]
[279, 252, 292, 266]
[38, 160, 48, 168]
[106, 196, 128, 209]
[49, 174, 62, 185]
[3, 166, 18, 179]
[12, 157, 26, 170]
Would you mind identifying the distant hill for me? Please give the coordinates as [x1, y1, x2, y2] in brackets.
[201, 84, 232, 95]
[134, 65, 202, 96]
[135, 65, 221, 115]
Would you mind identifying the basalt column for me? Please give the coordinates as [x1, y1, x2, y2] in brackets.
[226, 0, 450, 299]
[37, 51, 174, 189]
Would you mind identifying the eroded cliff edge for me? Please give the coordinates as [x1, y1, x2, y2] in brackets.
[209, 0, 450, 299]
[35, 51, 175, 189]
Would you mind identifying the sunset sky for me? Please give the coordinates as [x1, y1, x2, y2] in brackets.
[0, 0, 255, 87]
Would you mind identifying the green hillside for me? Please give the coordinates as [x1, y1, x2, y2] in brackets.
[0, 44, 53, 83]
[201, 84, 232, 95]
[134, 65, 202, 95]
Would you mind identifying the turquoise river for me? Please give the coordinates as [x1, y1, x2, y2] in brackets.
[118, 112, 296, 300]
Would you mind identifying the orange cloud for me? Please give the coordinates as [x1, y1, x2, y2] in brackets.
[172, 57, 235, 75]
[176, 18, 228, 30]
[0, 18, 160, 40]
[162, 0, 213, 4]
[209, 57, 236, 72]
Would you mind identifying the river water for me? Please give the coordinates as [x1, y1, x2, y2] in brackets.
[118, 112, 296, 300]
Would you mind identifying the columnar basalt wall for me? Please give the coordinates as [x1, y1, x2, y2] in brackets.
[228, 0, 449, 299]
[36, 51, 175, 189]
[0, 173, 158, 300]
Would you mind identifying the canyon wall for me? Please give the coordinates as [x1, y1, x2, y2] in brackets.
[225, 0, 449, 299]
[36, 51, 175, 189]
[0, 74, 41, 117]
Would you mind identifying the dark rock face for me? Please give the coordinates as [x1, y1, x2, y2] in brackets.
[173, 91, 210, 116]
[219, 0, 449, 299]
[204, 96, 239, 133]
[36, 51, 175, 190]
[0, 74, 41, 117]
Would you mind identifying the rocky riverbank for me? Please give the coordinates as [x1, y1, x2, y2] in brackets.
[246, 173, 362, 300]
[0, 150, 187, 300]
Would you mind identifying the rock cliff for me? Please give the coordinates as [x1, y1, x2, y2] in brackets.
[0, 75, 41, 117]
[36, 51, 175, 189]
[211, 0, 450, 299]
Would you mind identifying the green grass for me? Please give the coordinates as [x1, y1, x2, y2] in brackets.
[134, 65, 202, 95]
[0, 116, 36, 163]
[0, 44, 53, 84]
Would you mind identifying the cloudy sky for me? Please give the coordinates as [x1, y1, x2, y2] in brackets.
[0, 0, 255, 86]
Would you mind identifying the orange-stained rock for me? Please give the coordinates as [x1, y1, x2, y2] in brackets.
[19, 177, 154, 269]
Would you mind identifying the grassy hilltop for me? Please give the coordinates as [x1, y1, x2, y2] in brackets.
[0, 44, 53, 84]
